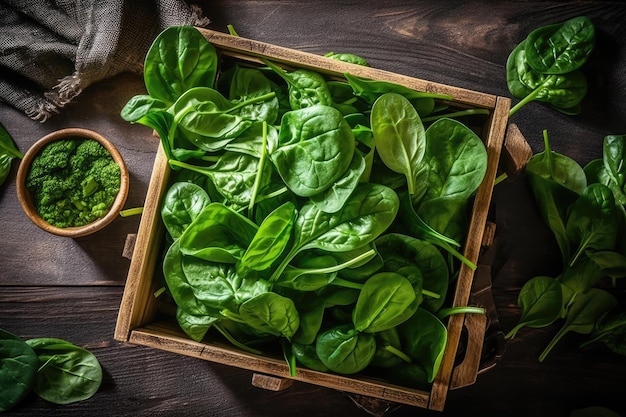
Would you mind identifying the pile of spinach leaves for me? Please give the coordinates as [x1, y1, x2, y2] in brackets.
[507, 131, 626, 361]
[0, 328, 102, 411]
[507, 16, 595, 117]
[122, 25, 489, 389]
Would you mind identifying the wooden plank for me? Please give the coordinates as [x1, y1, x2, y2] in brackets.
[198, 28, 499, 109]
[428, 95, 510, 411]
[114, 145, 169, 341]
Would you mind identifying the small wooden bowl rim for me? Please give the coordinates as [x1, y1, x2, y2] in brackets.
[16, 128, 129, 238]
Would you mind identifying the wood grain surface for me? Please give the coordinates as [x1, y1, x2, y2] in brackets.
[1, 1, 625, 416]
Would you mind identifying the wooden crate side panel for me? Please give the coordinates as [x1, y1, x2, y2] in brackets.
[114, 145, 170, 342]
[198, 28, 497, 109]
[428, 96, 510, 411]
[129, 323, 430, 409]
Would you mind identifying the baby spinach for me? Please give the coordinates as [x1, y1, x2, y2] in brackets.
[0, 122, 22, 187]
[507, 16, 595, 117]
[582, 308, 626, 356]
[352, 272, 418, 333]
[269, 104, 355, 198]
[262, 58, 334, 110]
[315, 324, 376, 374]
[161, 182, 211, 239]
[371, 92, 427, 196]
[565, 183, 618, 267]
[0, 331, 38, 411]
[25, 338, 103, 405]
[144, 26, 218, 104]
[513, 131, 626, 360]
[538, 288, 617, 362]
[398, 308, 447, 383]
[524, 16, 595, 75]
[0, 329, 103, 411]
[505, 276, 563, 339]
[239, 292, 300, 339]
[179, 203, 259, 263]
[239, 202, 296, 272]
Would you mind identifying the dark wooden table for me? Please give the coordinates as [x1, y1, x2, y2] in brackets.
[2, 2, 625, 416]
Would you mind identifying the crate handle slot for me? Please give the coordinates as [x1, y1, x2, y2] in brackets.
[450, 312, 488, 389]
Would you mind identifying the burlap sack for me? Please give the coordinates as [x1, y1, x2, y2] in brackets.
[0, 0, 209, 121]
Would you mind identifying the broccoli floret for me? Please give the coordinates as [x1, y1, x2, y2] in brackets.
[26, 138, 122, 228]
[26, 139, 77, 191]
[70, 139, 110, 171]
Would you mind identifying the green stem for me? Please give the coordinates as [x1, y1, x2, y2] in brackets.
[248, 121, 268, 218]
[383, 344, 412, 363]
[119, 207, 144, 217]
[255, 186, 290, 203]
[330, 277, 364, 290]
[227, 92, 276, 114]
[227, 24, 239, 37]
[494, 172, 508, 186]
[421, 108, 490, 123]
[437, 306, 485, 320]
[434, 240, 477, 271]
[508, 85, 543, 118]
[422, 288, 441, 299]
[214, 323, 263, 355]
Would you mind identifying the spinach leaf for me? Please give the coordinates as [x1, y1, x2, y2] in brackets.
[353, 272, 417, 333]
[269, 183, 399, 281]
[565, 183, 618, 267]
[163, 240, 221, 316]
[170, 87, 271, 151]
[375, 233, 449, 312]
[0, 122, 23, 186]
[292, 342, 329, 372]
[120, 94, 168, 122]
[506, 16, 595, 117]
[582, 308, 626, 356]
[170, 151, 271, 207]
[589, 135, 626, 206]
[144, 26, 218, 104]
[370, 328, 406, 368]
[344, 73, 452, 116]
[239, 292, 300, 339]
[371, 92, 427, 196]
[0, 332, 37, 411]
[505, 276, 562, 339]
[539, 288, 618, 361]
[220, 65, 280, 124]
[161, 182, 211, 239]
[315, 324, 376, 374]
[526, 130, 587, 263]
[420, 118, 488, 203]
[25, 338, 102, 405]
[179, 203, 259, 263]
[325, 52, 370, 66]
[398, 308, 447, 383]
[176, 307, 218, 342]
[525, 16, 595, 75]
[309, 150, 366, 213]
[262, 59, 334, 110]
[507, 42, 588, 115]
[270, 104, 355, 197]
[240, 202, 296, 272]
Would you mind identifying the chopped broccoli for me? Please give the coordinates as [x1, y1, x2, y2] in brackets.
[26, 138, 122, 228]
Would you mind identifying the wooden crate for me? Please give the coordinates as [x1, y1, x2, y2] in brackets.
[115, 28, 513, 412]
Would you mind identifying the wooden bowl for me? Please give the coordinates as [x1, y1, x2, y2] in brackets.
[16, 128, 129, 238]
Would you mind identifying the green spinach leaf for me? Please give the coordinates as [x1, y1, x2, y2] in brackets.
[144, 26, 218, 104]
